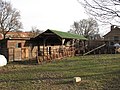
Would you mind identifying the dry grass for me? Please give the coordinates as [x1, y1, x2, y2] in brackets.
[0, 54, 120, 90]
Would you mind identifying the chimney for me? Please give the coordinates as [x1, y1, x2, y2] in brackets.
[111, 25, 115, 31]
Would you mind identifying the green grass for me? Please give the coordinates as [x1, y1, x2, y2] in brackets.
[0, 54, 120, 90]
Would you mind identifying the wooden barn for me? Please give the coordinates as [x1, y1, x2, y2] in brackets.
[31, 29, 87, 64]
[0, 29, 87, 63]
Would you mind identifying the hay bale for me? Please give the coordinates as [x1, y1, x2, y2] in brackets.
[117, 48, 120, 53]
[0, 55, 7, 67]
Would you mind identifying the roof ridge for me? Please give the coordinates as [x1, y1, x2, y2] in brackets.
[48, 29, 87, 40]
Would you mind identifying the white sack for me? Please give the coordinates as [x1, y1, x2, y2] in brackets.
[74, 77, 81, 83]
[0, 55, 7, 67]
[114, 43, 120, 47]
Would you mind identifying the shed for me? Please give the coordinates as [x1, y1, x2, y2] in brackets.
[32, 29, 87, 63]
[0, 37, 31, 62]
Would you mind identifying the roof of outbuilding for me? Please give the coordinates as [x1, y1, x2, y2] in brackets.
[34, 29, 88, 41]
[50, 30, 87, 40]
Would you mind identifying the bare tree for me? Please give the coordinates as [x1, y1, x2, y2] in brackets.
[77, 0, 120, 25]
[28, 26, 43, 37]
[69, 18, 99, 39]
[0, 0, 22, 39]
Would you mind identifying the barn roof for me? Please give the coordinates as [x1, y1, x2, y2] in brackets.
[50, 30, 87, 40]
[33, 29, 88, 42]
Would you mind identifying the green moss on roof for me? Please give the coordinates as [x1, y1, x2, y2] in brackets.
[50, 30, 87, 40]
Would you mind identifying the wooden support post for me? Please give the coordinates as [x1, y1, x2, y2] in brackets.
[13, 48, 15, 61]
[83, 40, 86, 53]
[72, 39, 75, 56]
[37, 44, 39, 57]
[29, 44, 32, 60]
[37, 43, 41, 64]
[61, 39, 65, 57]
[43, 39, 46, 61]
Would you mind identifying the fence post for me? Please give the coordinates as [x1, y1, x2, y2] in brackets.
[13, 48, 15, 61]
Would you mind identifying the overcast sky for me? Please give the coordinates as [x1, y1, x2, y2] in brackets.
[6, 0, 89, 32]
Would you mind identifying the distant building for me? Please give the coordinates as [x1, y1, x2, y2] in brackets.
[103, 25, 120, 46]
[84, 25, 120, 54]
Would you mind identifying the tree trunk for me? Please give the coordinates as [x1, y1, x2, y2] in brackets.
[3, 34, 6, 39]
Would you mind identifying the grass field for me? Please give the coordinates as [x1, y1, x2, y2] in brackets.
[0, 54, 120, 90]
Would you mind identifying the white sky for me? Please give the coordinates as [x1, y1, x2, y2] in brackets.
[7, 0, 88, 32]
